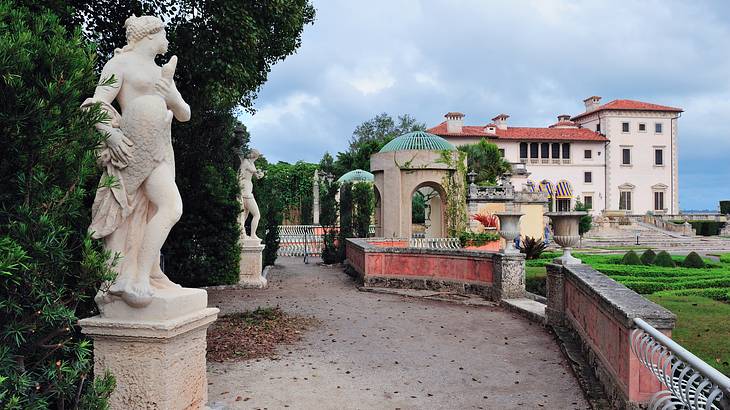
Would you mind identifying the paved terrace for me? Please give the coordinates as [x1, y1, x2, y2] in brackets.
[207, 258, 588, 409]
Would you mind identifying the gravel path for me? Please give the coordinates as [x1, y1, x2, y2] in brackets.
[207, 257, 589, 410]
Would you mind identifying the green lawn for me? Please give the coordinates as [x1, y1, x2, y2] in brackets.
[526, 251, 730, 376]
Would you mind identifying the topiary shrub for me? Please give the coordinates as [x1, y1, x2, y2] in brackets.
[622, 250, 642, 265]
[654, 251, 676, 267]
[640, 249, 657, 265]
[682, 251, 706, 268]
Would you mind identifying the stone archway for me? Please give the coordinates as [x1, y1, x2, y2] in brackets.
[409, 181, 447, 238]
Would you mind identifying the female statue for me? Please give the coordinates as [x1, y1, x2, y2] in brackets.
[239, 149, 265, 241]
[83, 15, 190, 307]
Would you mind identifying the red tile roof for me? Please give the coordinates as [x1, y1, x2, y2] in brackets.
[548, 120, 577, 128]
[572, 99, 683, 120]
[428, 122, 607, 142]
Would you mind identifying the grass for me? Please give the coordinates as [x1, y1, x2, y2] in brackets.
[526, 250, 730, 376]
[648, 294, 730, 376]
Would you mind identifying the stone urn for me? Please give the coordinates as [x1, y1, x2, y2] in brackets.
[545, 211, 587, 265]
[495, 212, 524, 254]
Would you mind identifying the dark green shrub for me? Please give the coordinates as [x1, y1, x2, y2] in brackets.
[519, 236, 548, 260]
[338, 183, 353, 262]
[262, 200, 282, 267]
[641, 249, 657, 265]
[687, 220, 725, 236]
[321, 229, 339, 264]
[622, 250, 642, 265]
[655, 251, 676, 267]
[682, 251, 706, 268]
[0, 2, 115, 406]
[458, 231, 501, 247]
[720, 200, 730, 215]
[352, 182, 374, 238]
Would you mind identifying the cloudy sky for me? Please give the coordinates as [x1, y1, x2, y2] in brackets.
[240, 0, 730, 211]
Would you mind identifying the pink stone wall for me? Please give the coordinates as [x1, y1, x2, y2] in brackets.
[463, 240, 500, 251]
[368, 253, 494, 283]
[564, 279, 667, 403]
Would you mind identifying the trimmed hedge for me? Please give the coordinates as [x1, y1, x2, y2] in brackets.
[655, 251, 676, 267]
[622, 250, 642, 265]
[720, 200, 730, 215]
[641, 249, 657, 265]
[682, 251, 705, 268]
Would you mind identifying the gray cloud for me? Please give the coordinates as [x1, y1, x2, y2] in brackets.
[240, 0, 730, 210]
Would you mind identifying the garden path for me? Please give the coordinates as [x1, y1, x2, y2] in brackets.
[206, 257, 588, 409]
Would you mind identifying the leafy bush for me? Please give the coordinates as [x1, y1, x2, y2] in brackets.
[0, 3, 115, 406]
[338, 183, 353, 263]
[321, 229, 339, 264]
[262, 201, 282, 267]
[640, 249, 657, 265]
[622, 250, 642, 265]
[655, 287, 730, 303]
[721, 253, 730, 264]
[472, 212, 499, 228]
[686, 220, 725, 236]
[682, 251, 706, 268]
[574, 200, 592, 235]
[655, 251, 676, 267]
[458, 231, 500, 247]
[519, 236, 548, 260]
[526, 276, 546, 297]
[352, 182, 373, 238]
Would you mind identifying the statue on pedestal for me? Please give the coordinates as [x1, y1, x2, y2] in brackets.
[83, 15, 190, 308]
[238, 149, 264, 242]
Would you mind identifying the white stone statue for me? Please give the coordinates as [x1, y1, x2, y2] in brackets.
[82, 15, 190, 308]
[238, 149, 265, 242]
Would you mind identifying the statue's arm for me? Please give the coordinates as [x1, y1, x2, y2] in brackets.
[166, 80, 191, 122]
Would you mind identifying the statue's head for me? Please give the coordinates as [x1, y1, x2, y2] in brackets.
[124, 15, 167, 54]
[246, 149, 261, 160]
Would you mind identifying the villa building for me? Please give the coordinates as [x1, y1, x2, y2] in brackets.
[427, 96, 682, 215]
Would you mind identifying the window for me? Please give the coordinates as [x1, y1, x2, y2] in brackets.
[654, 149, 664, 166]
[622, 148, 631, 165]
[654, 191, 665, 211]
[498, 148, 505, 157]
[556, 199, 571, 212]
[552, 143, 561, 158]
[622, 122, 630, 132]
[584, 149, 592, 159]
[619, 191, 632, 211]
[562, 143, 571, 159]
[540, 143, 549, 158]
[530, 142, 538, 158]
[655, 123, 663, 133]
[584, 172, 592, 183]
[519, 142, 528, 159]
[584, 195, 593, 210]
[596, 122, 601, 132]
[638, 123, 646, 132]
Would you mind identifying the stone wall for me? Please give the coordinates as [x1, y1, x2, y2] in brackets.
[546, 263, 675, 409]
[345, 238, 525, 301]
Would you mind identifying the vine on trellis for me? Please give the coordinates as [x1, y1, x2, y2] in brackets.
[438, 150, 468, 237]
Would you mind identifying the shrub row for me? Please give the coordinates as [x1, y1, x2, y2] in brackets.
[618, 277, 730, 294]
[654, 287, 730, 302]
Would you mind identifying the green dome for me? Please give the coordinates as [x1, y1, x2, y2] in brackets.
[337, 169, 374, 184]
[379, 131, 456, 152]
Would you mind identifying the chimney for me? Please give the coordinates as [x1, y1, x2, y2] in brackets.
[492, 113, 509, 130]
[583, 96, 602, 112]
[445, 112, 464, 133]
[557, 114, 571, 122]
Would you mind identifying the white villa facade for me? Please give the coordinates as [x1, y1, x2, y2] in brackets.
[428, 96, 682, 215]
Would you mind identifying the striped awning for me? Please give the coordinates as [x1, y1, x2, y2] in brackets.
[539, 180, 553, 198]
[555, 180, 573, 199]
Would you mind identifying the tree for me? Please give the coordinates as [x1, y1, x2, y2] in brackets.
[352, 182, 374, 238]
[574, 199, 592, 236]
[458, 138, 511, 185]
[0, 2, 115, 406]
[338, 183, 353, 262]
[335, 113, 425, 176]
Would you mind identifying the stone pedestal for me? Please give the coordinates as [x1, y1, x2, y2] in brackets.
[79, 288, 218, 410]
[239, 239, 267, 288]
[493, 253, 526, 299]
[545, 263, 565, 326]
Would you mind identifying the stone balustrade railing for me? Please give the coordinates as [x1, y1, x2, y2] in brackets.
[546, 263, 677, 409]
[631, 318, 730, 409]
[642, 214, 695, 236]
[408, 237, 461, 249]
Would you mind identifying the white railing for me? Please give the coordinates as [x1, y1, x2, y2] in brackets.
[409, 237, 461, 249]
[277, 225, 323, 257]
[631, 318, 730, 409]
